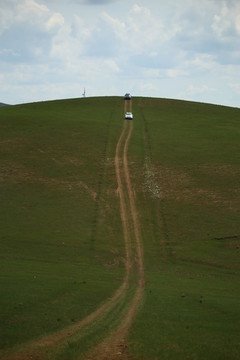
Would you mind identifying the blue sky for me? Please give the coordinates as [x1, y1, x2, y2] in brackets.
[1, 0, 240, 106]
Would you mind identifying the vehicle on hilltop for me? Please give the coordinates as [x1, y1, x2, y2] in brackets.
[124, 93, 131, 100]
[125, 112, 133, 120]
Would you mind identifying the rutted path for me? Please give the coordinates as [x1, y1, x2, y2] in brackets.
[86, 120, 145, 359]
[1, 118, 144, 360]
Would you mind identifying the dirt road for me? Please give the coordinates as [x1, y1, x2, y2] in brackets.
[86, 119, 144, 359]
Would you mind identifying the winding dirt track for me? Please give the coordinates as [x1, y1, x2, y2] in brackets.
[86, 119, 144, 359]
[2, 117, 144, 360]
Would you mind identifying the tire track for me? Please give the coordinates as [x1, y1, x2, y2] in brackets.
[86, 120, 144, 359]
[140, 103, 171, 261]
[123, 121, 144, 286]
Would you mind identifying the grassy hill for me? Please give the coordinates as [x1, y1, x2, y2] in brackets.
[0, 103, 9, 107]
[0, 97, 239, 359]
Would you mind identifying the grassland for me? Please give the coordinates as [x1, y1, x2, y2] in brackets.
[0, 98, 126, 358]
[128, 98, 240, 359]
[0, 97, 240, 359]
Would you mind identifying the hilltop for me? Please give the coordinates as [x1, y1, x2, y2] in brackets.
[0, 97, 239, 360]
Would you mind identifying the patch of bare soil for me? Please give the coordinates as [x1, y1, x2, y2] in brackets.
[0, 163, 97, 200]
[142, 164, 240, 210]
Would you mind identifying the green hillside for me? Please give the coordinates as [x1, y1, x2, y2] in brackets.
[0, 97, 239, 359]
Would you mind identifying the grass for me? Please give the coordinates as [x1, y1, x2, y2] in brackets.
[0, 96, 240, 359]
[131, 266, 240, 359]
[128, 97, 240, 359]
[0, 97, 125, 354]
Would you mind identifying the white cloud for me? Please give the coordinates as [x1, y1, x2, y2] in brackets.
[104, 59, 120, 73]
[0, 48, 19, 57]
[0, 0, 49, 32]
[188, 54, 217, 70]
[0, 0, 240, 107]
[45, 12, 65, 31]
[236, 14, 240, 34]
[229, 81, 240, 95]
[166, 68, 183, 78]
[142, 68, 161, 78]
[127, 4, 163, 48]
[16, 0, 49, 20]
[50, 24, 81, 61]
[0, 4, 14, 34]
[81, 0, 118, 4]
[212, 1, 240, 37]
[132, 3, 150, 17]
[139, 82, 157, 92]
[185, 84, 217, 96]
[101, 11, 125, 34]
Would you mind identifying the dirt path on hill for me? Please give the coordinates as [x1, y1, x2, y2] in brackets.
[123, 122, 144, 286]
[86, 120, 144, 359]
[2, 119, 144, 360]
[1, 280, 129, 360]
[114, 121, 132, 281]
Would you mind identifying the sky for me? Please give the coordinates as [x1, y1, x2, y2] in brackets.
[1, 0, 240, 107]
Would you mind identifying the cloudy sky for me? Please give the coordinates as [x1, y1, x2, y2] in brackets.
[1, 0, 240, 106]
